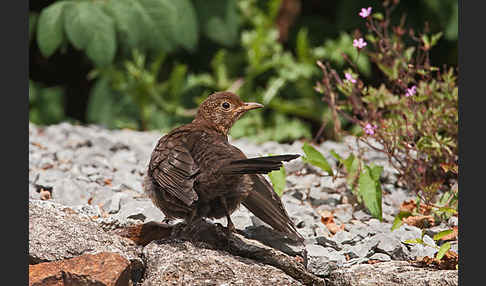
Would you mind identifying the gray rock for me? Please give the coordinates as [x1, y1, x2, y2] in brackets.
[332, 231, 356, 245]
[326, 261, 457, 286]
[115, 198, 165, 223]
[50, 178, 96, 206]
[341, 238, 378, 259]
[450, 241, 458, 254]
[315, 236, 342, 251]
[448, 216, 458, 227]
[142, 240, 303, 285]
[372, 233, 410, 260]
[306, 244, 346, 276]
[308, 188, 342, 207]
[352, 210, 372, 221]
[333, 204, 353, 224]
[406, 235, 438, 259]
[368, 253, 391, 261]
[29, 200, 144, 282]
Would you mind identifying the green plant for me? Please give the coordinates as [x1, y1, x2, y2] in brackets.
[302, 142, 384, 220]
[35, 0, 239, 67]
[314, 1, 458, 212]
[29, 80, 66, 125]
[87, 50, 197, 131]
[403, 228, 455, 260]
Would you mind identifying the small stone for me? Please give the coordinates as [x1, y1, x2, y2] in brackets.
[368, 253, 391, 261]
[315, 236, 342, 251]
[372, 233, 410, 260]
[342, 238, 378, 259]
[448, 216, 458, 227]
[353, 210, 372, 221]
[104, 193, 126, 214]
[332, 230, 354, 245]
[333, 204, 353, 224]
[306, 244, 346, 276]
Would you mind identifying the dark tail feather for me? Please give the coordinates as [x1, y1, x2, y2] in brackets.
[221, 154, 300, 175]
[242, 174, 304, 242]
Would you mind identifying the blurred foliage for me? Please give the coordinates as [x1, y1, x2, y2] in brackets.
[29, 0, 458, 143]
[29, 80, 65, 125]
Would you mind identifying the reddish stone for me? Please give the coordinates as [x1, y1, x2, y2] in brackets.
[29, 252, 131, 286]
[112, 221, 172, 246]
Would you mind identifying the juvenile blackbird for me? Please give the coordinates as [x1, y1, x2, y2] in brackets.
[144, 91, 303, 241]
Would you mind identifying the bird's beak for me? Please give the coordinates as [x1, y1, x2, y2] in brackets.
[240, 102, 264, 111]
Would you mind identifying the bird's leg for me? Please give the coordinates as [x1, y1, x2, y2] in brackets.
[220, 197, 235, 234]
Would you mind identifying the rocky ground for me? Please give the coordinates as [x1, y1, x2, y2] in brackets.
[28, 122, 458, 285]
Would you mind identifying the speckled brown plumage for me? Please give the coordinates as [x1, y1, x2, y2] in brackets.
[144, 91, 303, 241]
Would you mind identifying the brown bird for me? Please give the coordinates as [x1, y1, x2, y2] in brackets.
[144, 91, 303, 241]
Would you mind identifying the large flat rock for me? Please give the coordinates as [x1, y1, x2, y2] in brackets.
[326, 261, 457, 286]
[29, 200, 144, 282]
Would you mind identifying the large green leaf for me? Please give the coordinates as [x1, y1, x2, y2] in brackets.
[37, 1, 70, 57]
[64, 1, 117, 67]
[103, 0, 151, 54]
[358, 166, 383, 220]
[138, 0, 178, 53]
[302, 142, 333, 176]
[193, 0, 239, 46]
[172, 0, 198, 52]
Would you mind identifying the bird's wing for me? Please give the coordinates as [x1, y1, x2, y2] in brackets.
[220, 154, 300, 174]
[149, 142, 199, 206]
[243, 174, 304, 242]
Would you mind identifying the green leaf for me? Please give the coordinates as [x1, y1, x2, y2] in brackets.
[369, 164, 384, 182]
[302, 142, 333, 176]
[103, 0, 151, 53]
[372, 12, 384, 21]
[433, 229, 454, 241]
[268, 166, 286, 197]
[404, 238, 424, 245]
[391, 211, 412, 231]
[37, 1, 69, 57]
[29, 12, 39, 45]
[329, 149, 343, 163]
[343, 153, 359, 189]
[436, 242, 451, 260]
[64, 1, 117, 67]
[358, 166, 382, 220]
[296, 28, 312, 64]
[193, 0, 240, 46]
[172, 0, 198, 52]
[430, 32, 443, 48]
[137, 0, 178, 53]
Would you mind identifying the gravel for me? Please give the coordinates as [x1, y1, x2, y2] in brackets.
[29, 122, 459, 278]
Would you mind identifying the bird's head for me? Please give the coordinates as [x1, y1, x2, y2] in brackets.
[194, 91, 263, 135]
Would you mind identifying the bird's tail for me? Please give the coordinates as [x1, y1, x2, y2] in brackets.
[243, 174, 304, 242]
[221, 154, 300, 175]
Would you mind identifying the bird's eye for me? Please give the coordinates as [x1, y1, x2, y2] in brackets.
[222, 102, 230, 109]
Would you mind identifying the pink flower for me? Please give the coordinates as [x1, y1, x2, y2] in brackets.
[345, 73, 357, 83]
[364, 123, 377, 135]
[405, 85, 417, 97]
[353, 38, 367, 49]
[359, 7, 372, 18]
